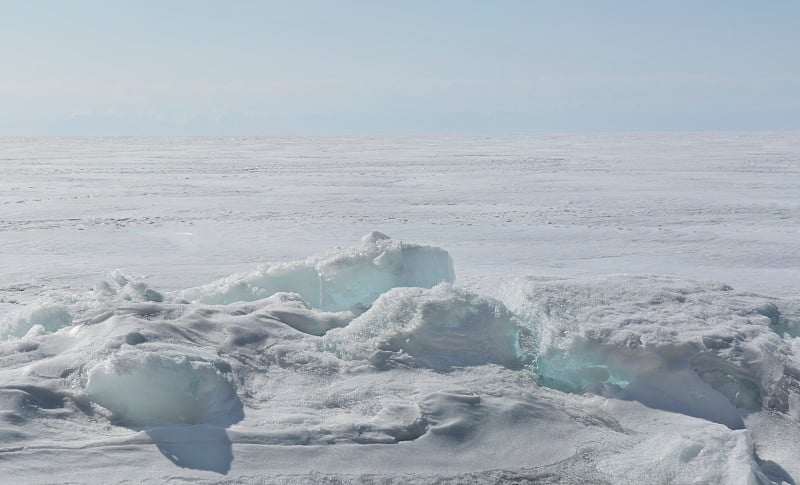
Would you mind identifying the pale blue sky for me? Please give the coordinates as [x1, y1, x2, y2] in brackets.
[2, 1, 798, 135]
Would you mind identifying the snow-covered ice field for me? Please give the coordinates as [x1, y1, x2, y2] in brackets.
[1, 134, 799, 483]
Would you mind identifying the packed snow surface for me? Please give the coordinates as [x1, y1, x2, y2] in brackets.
[1, 134, 799, 483]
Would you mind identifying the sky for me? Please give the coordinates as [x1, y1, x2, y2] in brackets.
[1, 1, 799, 135]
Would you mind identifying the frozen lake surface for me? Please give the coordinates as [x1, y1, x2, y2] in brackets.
[2, 134, 798, 302]
[1, 134, 798, 483]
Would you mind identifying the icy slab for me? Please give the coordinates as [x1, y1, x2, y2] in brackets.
[499, 275, 800, 428]
[86, 351, 243, 426]
[324, 283, 523, 370]
[182, 232, 456, 311]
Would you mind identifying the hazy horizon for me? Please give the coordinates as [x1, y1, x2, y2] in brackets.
[3, 129, 800, 139]
[3, 1, 799, 135]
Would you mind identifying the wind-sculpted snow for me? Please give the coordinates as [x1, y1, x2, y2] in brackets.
[1, 235, 799, 483]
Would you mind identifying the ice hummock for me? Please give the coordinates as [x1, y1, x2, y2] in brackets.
[499, 275, 800, 429]
[1, 234, 798, 483]
[182, 230, 456, 311]
[86, 351, 243, 426]
[324, 283, 524, 370]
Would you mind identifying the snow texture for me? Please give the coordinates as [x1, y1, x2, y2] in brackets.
[1, 135, 799, 484]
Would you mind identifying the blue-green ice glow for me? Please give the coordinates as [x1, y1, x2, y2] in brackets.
[536, 349, 631, 394]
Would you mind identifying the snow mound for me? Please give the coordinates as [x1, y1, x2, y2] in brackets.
[86, 351, 243, 426]
[182, 232, 455, 311]
[324, 283, 523, 370]
[499, 275, 800, 427]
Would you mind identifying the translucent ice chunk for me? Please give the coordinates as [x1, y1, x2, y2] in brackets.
[86, 351, 243, 426]
[324, 283, 523, 370]
[184, 233, 455, 311]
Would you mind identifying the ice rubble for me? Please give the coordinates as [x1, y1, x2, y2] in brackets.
[1, 234, 799, 482]
[499, 275, 800, 428]
[0, 233, 466, 429]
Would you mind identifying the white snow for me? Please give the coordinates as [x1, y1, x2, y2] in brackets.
[86, 351, 243, 426]
[324, 283, 523, 370]
[1, 134, 799, 483]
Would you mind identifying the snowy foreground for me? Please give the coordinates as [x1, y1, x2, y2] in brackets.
[1, 135, 799, 483]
